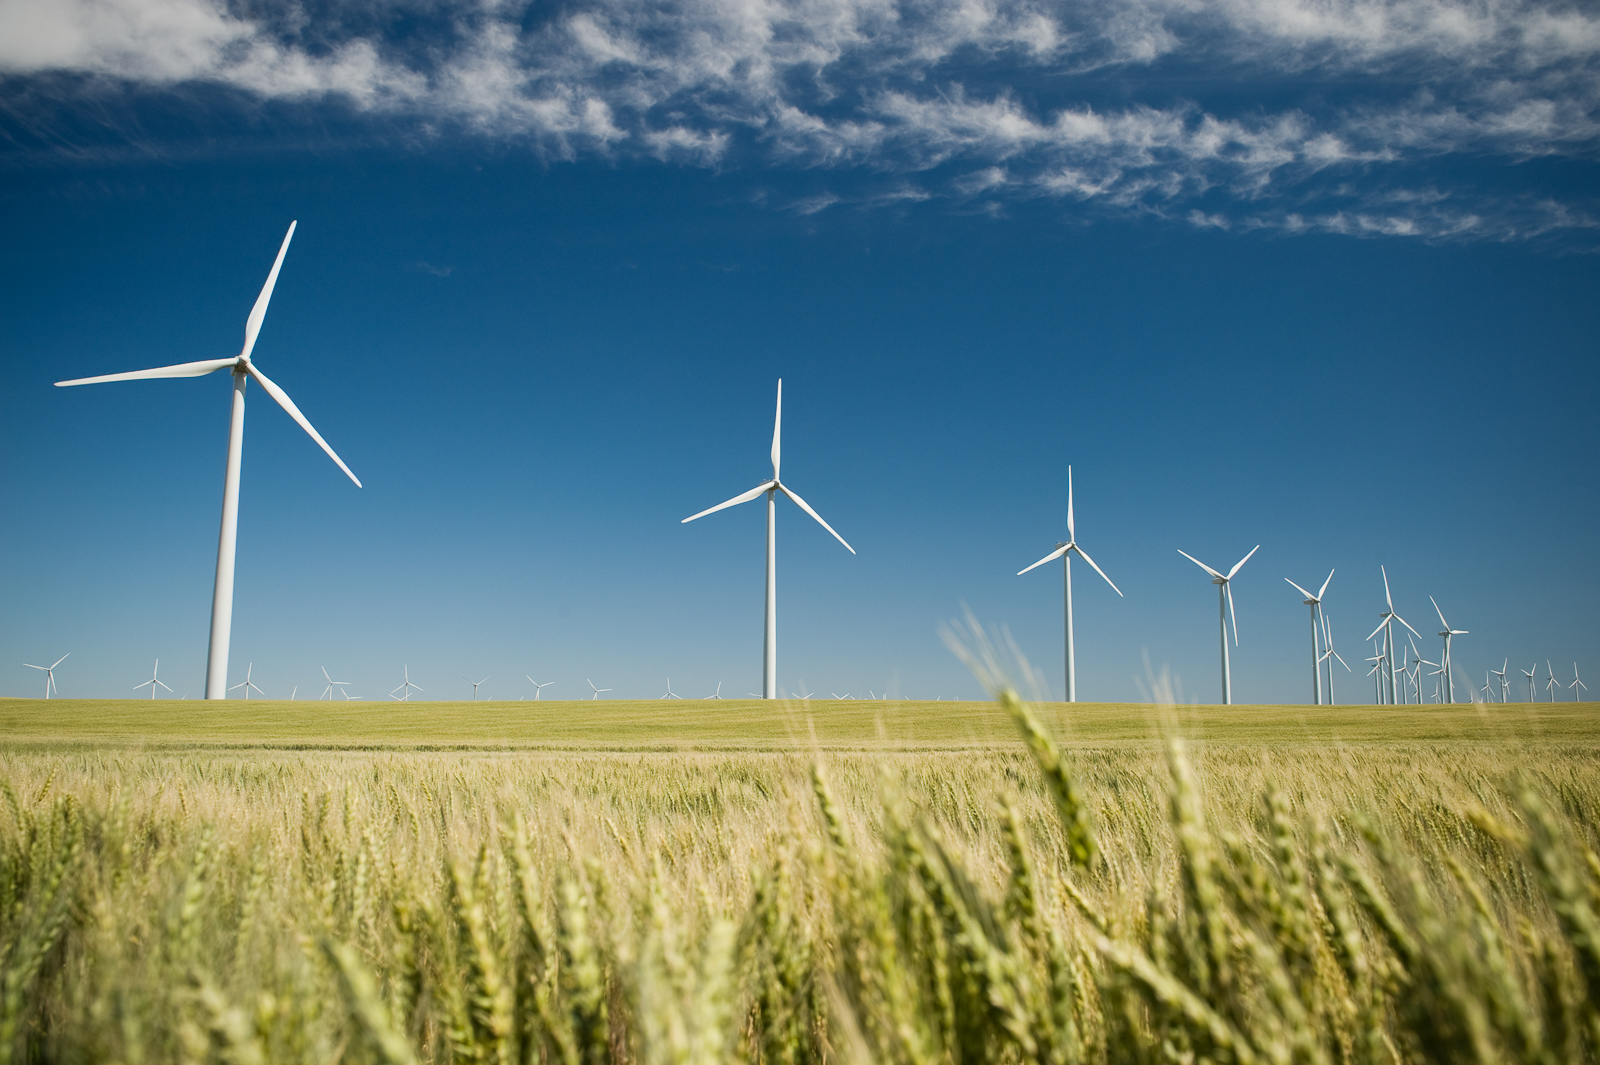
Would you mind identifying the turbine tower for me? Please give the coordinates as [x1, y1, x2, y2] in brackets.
[1018, 466, 1122, 702]
[1178, 545, 1259, 705]
[136, 659, 173, 699]
[23, 654, 68, 699]
[55, 223, 361, 699]
[681, 380, 854, 699]
[1285, 569, 1334, 704]
[1430, 597, 1467, 703]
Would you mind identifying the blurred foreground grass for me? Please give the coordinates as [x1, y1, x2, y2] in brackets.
[2, 693, 1599, 1063]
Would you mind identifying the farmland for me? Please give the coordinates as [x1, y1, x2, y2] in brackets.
[2, 696, 1598, 1063]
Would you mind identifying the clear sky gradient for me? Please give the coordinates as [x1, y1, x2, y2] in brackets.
[1, 0, 1596, 703]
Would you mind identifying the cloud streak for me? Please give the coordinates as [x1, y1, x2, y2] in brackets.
[1, 0, 1597, 239]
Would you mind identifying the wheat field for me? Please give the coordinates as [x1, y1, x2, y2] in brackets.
[2, 692, 1599, 1064]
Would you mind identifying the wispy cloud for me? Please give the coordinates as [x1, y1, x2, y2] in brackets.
[1, 0, 1596, 240]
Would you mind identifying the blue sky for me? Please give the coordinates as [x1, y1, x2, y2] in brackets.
[1, 0, 1596, 703]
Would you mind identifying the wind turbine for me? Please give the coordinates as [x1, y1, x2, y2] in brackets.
[681, 380, 854, 700]
[1521, 663, 1537, 703]
[1572, 664, 1588, 702]
[1018, 467, 1123, 702]
[55, 222, 361, 700]
[1479, 673, 1493, 703]
[1318, 612, 1350, 704]
[391, 666, 423, 701]
[228, 662, 263, 700]
[587, 679, 611, 699]
[464, 676, 489, 701]
[1430, 597, 1467, 703]
[1366, 645, 1386, 703]
[1546, 661, 1561, 702]
[526, 676, 553, 700]
[662, 678, 681, 699]
[706, 682, 723, 699]
[1285, 569, 1334, 704]
[23, 654, 69, 699]
[320, 666, 349, 701]
[1178, 545, 1259, 705]
[135, 659, 173, 699]
[1365, 568, 1421, 705]
[1493, 659, 1509, 703]
[791, 689, 815, 699]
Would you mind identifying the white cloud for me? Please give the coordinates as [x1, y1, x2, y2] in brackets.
[1, 0, 1597, 239]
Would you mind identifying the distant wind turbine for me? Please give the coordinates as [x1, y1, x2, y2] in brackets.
[24, 653, 69, 699]
[391, 666, 422, 701]
[1492, 659, 1509, 703]
[1018, 466, 1122, 702]
[228, 662, 263, 700]
[1521, 663, 1537, 703]
[587, 679, 611, 699]
[55, 222, 361, 700]
[526, 676, 553, 700]
[705, 682, 722, 699]
[791, 689, 815, 699]
[681, 380, 854, 700]
[1285, 569, 1334, 704]
[1430, 597, 1467, 703]
[1365, 568, 1421, 705]
[320, 666, 350, 701]
[464, 676, 489, 701]
[1178, 545, 1259, 705]
[135, 659, 173, 699]
[1572, 664, 1588, 702]
[1319, 613, 1350, 705]
[1546, 660, 1560, 702]
[662, 678, 681, 699]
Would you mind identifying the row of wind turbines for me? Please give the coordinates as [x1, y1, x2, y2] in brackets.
[41, 222, 1590, 706]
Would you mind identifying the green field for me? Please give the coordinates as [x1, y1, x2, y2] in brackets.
[2, 697, 1594, 747]
[3, 695, 1599, 1064]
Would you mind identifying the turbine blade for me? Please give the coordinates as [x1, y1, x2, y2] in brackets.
[770, 379, 782, 482]
[1392, 612, 1423, 639]
[1071, 544, 1123, 596]
[1284, 577, 1315, 600]
[1317, 568, 1334, 599]
[244, 364, 362, 487]
[56, 358, 238, 387]
[1365, 618, 1387, 642]
[51, 653, 69, 668]
[157, 679, 173, 692]
[1431, 595, 1448, 629]
[1177, 549, 1225, 579]
[1226, 544, 1260, 580]
[681, 481, 774, 523]
[777, 483, 855, 554]
[1066, 465, 1075, 542]
[1382, 565, 1393, 609]
[1227, 582, 1239, 645]
[1017, 544, 1069, 576]
[242, 221, 296, 361]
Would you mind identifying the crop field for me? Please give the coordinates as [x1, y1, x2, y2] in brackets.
[2, 695, 1599, 1064]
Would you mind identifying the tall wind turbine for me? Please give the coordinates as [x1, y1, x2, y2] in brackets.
[23, 654, 68, 699]
[1178, 546, 1259, 705]
[136, 660, 173, 699]
[1521, 663, 1537, 703]
[1318, 612, 1350, 704]
[1572, 664, 1588, 702]
[1493, 660, 1510, 703]
[320, 666, 350, 701]
[1018, 467, 1122, 702]
[1546, 661, 1561, 702]
[55, 223, 361, 700]
[464, 676, 489, 701]
[526, 676, 553, 700]
[680, 380, 854, 699]
[1365, 568, 1421, 705]
[587, 679, 611, 699]
[1285, 569, 1334, 704]
[1430, 597, 1467, 703]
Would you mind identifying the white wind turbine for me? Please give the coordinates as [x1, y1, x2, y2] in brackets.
[1493, 659, 1509, 703]
[135, 659, 173, 699]
[1318, 612, 1351, 704]
[705, 682, 723, 699]
[526, 676, 553, 700]
[1018, 466, 1123, 702]
[681, 380, 854, 700]
[320, 666, 350, 701]
[55, 223, 361, 700]
[1430, 597, 1467, 703]
[1572, 664, 1588, 702]
[464, 676, 489, 701]
[23, 654, 69, 699]
[1284, 569, 1334, 704]
[228, 662, 263, 700]
[1365, 568, 1421, 705]
[662, 678, 681, 699]
[1521, 663, 1537, 703]
[1177, 545, 1259, 705]
[587, 679, 611, 699]
[391, 666, 422, 701]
